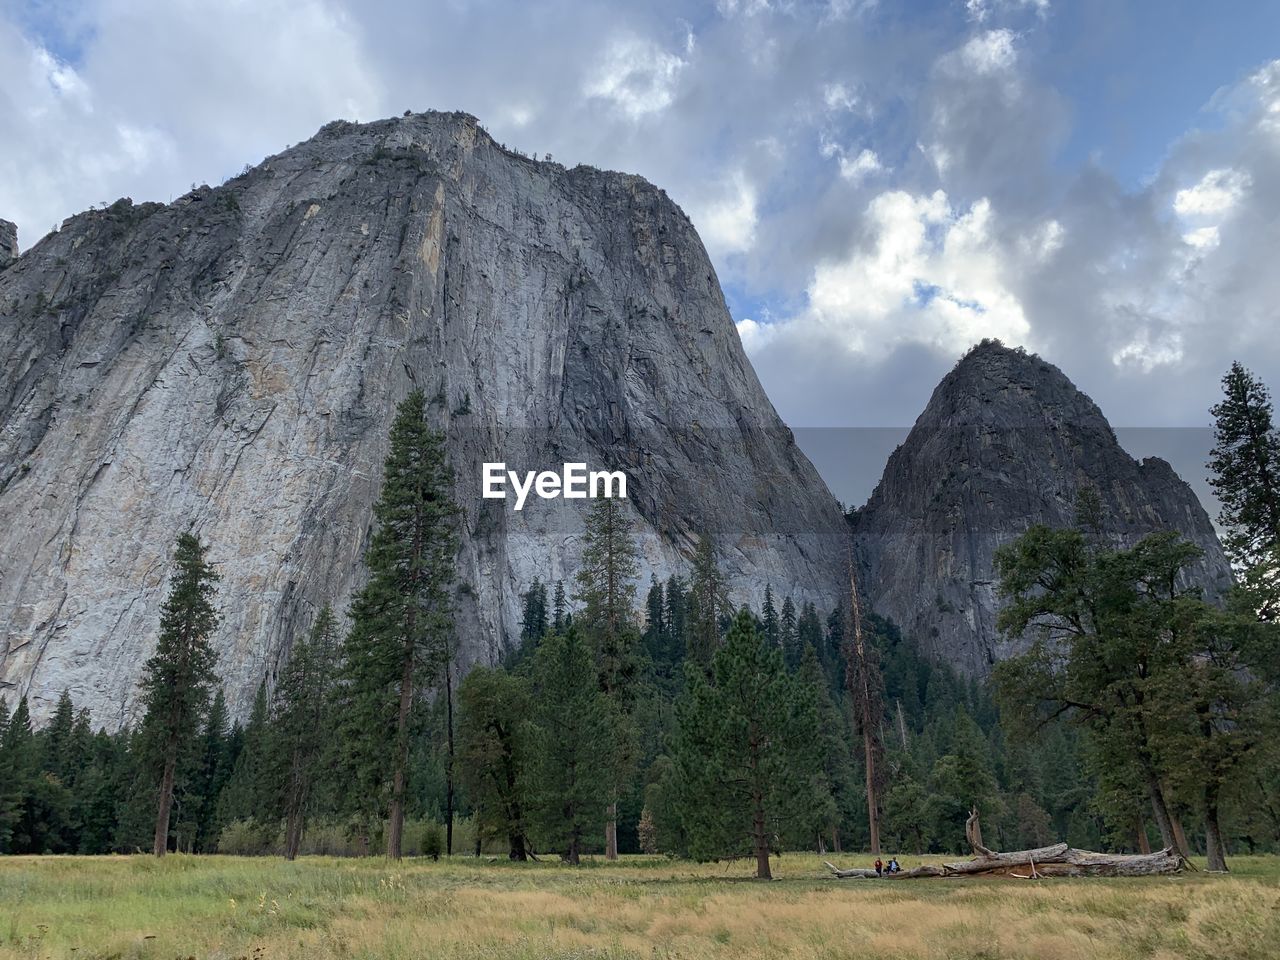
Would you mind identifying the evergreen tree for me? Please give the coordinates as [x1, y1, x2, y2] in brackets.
[190, 690, 234, 851]
[525, 627, 612, 863]
[0, 699, 27, 852]
[779, 595, 799, 669]
[674, 608, 823, 878]
[664, 575, 687, 666]
[552, 581, 567, 634]
[137, 532, 220, 856]
[798, 603, 823, 667]
[456, 667, 532, 859]
[338, 389, 457, 859]
[215, 682, 273, 843]
[45, 690, 77, 785]
[993, 522, 1212, 855]
[643, 576, 667, 667]
[685, 535, 728, 670]
[520, 579, 549, 648]
[760, 586, 779, 650]
[793, 643, 845, 851]
[274, 605, 341, 859]
[574, 497, 640, 860]
[926, 706, 1000, 852]
[1209, 362, 1280, 619]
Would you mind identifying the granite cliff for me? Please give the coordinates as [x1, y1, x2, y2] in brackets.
[852, 340, 1233, 676]
[0, 111, 846, 724]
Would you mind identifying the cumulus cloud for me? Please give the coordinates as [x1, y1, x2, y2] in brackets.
[583, 35, 688, 120]
[3, 0, 1280, 504]
[689, 170, 759, 257]
[0, 0, 382, 246]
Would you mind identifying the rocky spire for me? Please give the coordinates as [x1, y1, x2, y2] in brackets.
[852, 339, 1232, 675]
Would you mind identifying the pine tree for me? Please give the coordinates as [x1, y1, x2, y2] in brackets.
[664, 575, 687, 665]
[192, 689, 234, 851]
[552, 581, 567, 634]
[643, 576, 667, 666]
[456, 667, 532, 859]
[215, 682, 273, 845]
[685, 535, 728, 670]
[338, 389, 457, 858]
[45, 690, 76, 785]
[779, 595, 799, 669]
[273, 605, 341, 859]
[525, 627, 612, 863]
[0, 699, 24, 852]
[520, 579, 549, 648]
[674, 608, 823, 879]
[138, 532, 220, 857]
[1209, 362, 1280, 620]
[574, 497, 640, 860]
[793, 643, 845, 851]
[761, 586, 779, 650]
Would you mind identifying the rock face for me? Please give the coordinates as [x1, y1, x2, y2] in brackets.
[0, 112, 846, 725]
[0, 220, 16, 269]
[852, 340, 1233, 676]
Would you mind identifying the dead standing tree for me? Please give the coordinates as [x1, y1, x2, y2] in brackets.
[844, 545, 884, 857]
[825, 809, 1187, 879]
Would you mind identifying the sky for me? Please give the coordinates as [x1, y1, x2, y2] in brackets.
[2, 0, 1279, 508]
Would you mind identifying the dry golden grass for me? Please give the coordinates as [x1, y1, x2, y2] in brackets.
[2, 853, 1278, 959]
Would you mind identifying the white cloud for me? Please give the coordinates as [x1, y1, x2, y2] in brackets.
[838, 148, 885, 182]
[965, 0, 1049, 23]
[1182, 226, 1220, 250]
[958, 29, 1018, 75]
[788, 189, 1035, 357]
[823, 81, 860, 112]
[689, 170, 758, 257]
[1172, 168, 1250, 218]
[583, 36, 687, 120]
[0, 0, 382, 247]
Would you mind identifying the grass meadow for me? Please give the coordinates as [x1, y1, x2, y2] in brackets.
[2, 853, 1279, 960]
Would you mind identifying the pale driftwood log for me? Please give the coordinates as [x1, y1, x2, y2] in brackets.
[824, 809, 1187, 880]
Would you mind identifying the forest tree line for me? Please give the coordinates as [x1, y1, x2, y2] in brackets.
[2, 364, 1279, 877]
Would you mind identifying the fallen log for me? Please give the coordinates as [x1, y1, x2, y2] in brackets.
[824, 808, 1187, 879]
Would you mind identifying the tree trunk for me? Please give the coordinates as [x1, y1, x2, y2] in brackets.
[1204, 784, 1229, 872]
[864, 726, 880, 856]
[152, 747, 177, 857]
[832, 825, 841, 854]
[605, 801, 619, 860]
[445, 659, 455, 857]
[1145, 774, 1178, 851]
[827, 809, 1187, 880]
[1170, 809, 1192, 859]
[1136, 814, 1151, 855]
[387, 642, 415, 859]
[752, 789, 772, 880]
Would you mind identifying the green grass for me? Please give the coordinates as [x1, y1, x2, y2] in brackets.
[2, 854, 1279, 959]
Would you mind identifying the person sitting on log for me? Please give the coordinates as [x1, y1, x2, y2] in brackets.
[874, 858, 884, 876]
[888, 857, 900, 874]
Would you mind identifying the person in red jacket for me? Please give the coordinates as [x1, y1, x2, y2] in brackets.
[874, 858, 884, 876]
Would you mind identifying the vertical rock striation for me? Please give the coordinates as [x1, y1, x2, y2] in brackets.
[0, 112, 846, 724]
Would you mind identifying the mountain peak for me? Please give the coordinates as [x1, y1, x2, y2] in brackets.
[856, 342, 1230, 675]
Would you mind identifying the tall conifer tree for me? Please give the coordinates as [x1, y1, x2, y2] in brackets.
[339, 389, 457, 859]
[274, 605, 340, 859]
[138, 532, 220, 857]
[1209, 362, 1280, 620]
